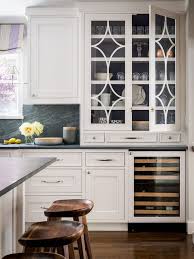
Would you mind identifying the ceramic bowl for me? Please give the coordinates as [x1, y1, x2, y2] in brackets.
[95, 73, 113, 80]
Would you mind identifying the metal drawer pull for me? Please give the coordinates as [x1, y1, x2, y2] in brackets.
[98, 159, 113, 162]
[41, 180, 63, 184]
[125, 137, 139, 140]
[40, 206, 49, 210]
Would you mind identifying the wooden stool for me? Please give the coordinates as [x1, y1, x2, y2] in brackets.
[44, 199, 94, 259]
[3, 253, 65, 259]
[18, 220, 84, 259]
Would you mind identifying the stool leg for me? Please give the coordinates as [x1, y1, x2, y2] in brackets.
[68, 243, 75, 259]
[82, 215, 93, 259]
[73, 216, 86, 259]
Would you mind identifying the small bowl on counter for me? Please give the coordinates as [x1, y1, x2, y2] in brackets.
[34, 137, 63, 145]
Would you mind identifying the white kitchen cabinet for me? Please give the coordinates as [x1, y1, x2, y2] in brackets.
[86, 169, 125, 221]
[81, 7, 183, 145]
[26, 8, 79, 104]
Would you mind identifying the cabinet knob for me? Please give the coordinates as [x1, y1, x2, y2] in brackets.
[168, 136, 172, 140]
[32, 93, 37, 97]
[151, 107, 154, 112]
[92, 136, 96, 140]
[87, 171, 91, 175]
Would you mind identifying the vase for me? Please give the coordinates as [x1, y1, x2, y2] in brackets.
[25, 136, 34, 144]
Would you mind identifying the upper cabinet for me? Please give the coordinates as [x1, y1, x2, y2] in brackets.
[82, 6, 181, 139]
[25, 8, 80, 104]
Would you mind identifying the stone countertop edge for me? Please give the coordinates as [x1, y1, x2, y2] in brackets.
[0, 144, 188, 151]
[0, 157, 56, 197]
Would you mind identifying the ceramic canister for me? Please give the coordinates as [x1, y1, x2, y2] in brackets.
[63, 127, 77, 144]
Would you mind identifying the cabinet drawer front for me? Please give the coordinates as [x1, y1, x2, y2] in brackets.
[86, 152, 125, 167]
[84, 133, 104, 143]
[0, 151, 11, 157]
[25, 195, 81, 222]
[160, 133, 181, 143]
[106, 133, 157, 143]
[22, 152, 82, 167]
[26, 168, 82, 194]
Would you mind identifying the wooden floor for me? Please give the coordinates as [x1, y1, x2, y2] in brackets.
[86, 232, 194, 259]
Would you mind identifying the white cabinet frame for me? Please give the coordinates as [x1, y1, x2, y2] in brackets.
[149, 6, 180, 131]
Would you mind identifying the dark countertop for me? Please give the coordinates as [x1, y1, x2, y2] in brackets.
[0, 143, 188, 151]
[0, 157, 56, 197]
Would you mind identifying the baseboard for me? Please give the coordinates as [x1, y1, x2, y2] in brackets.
[88, 223, 128, 231]
[187, 221, 194, 234]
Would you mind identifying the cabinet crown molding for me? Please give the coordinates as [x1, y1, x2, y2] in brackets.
[26, 7, 79, 17]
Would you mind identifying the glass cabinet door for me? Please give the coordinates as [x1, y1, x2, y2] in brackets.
[150, 7, 178, 131]
[85, 14, 131, 130]
[131, 151, 185, 222]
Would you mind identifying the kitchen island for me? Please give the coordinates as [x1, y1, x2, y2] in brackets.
[0, 157, 56, 258]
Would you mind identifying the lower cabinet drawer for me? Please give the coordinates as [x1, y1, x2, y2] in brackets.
[0, 151, 11, 157]
[25, 168, 82, 194]
[22, 151, 82, 167]
[86, 152, 125, 167]
[160, 133, 181, 143]
[25, 195, 82, 222]
[84, 133, 105, 143]
[106, 132, 157, 143]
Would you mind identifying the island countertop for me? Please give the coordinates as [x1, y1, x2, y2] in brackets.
[0, 157, 56, 197]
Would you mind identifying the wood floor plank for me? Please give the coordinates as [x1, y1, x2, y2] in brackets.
[83, 232, 192, 259]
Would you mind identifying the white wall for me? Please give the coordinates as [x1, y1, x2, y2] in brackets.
[186, 0, 194, 234]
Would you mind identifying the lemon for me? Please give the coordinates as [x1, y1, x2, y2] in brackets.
[8, 138, 17, 144]
[15, 139, 22, 144]
[3, 140, 9, 145]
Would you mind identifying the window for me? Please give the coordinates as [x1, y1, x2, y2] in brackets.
[0, 24, 24, 119]
[0, 52, 23, 118]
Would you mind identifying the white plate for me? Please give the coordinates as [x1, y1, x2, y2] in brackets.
[132, 85, 146, 105]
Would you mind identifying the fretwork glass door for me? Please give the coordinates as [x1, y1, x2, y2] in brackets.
[150, 7, 179, 131]
[85, 14, 131, 130]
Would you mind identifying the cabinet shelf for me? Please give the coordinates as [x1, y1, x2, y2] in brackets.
[135, 192, 179, 197]
[156, 34, 175, 39]
[134, 158, 179, 163]
[155, 81, 175, 84]
[132, 106, 149, 110]
[134, 210, 179, 215]
[91, 106, 125, 110]
[91, 34, 125, 39]
[135, 175, 179, 180]
[132, 34, 149, 39]
[134, 201, 179, 206]
[135, 166, 179, 171]
[132, 81, 149, 84]
[91, 80, 125, 84]
[91, 57, 125, 62]
[132, 57, 149, 62]
[156, 57, 175, 62]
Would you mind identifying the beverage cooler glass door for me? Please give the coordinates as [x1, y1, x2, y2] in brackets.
[129, 151, 185, 222]
[149, 6, 179, 131]
[85, 14, 131, 130]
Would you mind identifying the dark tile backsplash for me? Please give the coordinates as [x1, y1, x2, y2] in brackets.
[0, 105, 80, 143]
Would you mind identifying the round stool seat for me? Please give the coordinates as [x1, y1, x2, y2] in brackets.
[44, 199, 94, 218]
[3, 253, 65, 259]
[19, 220, 84, 248]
